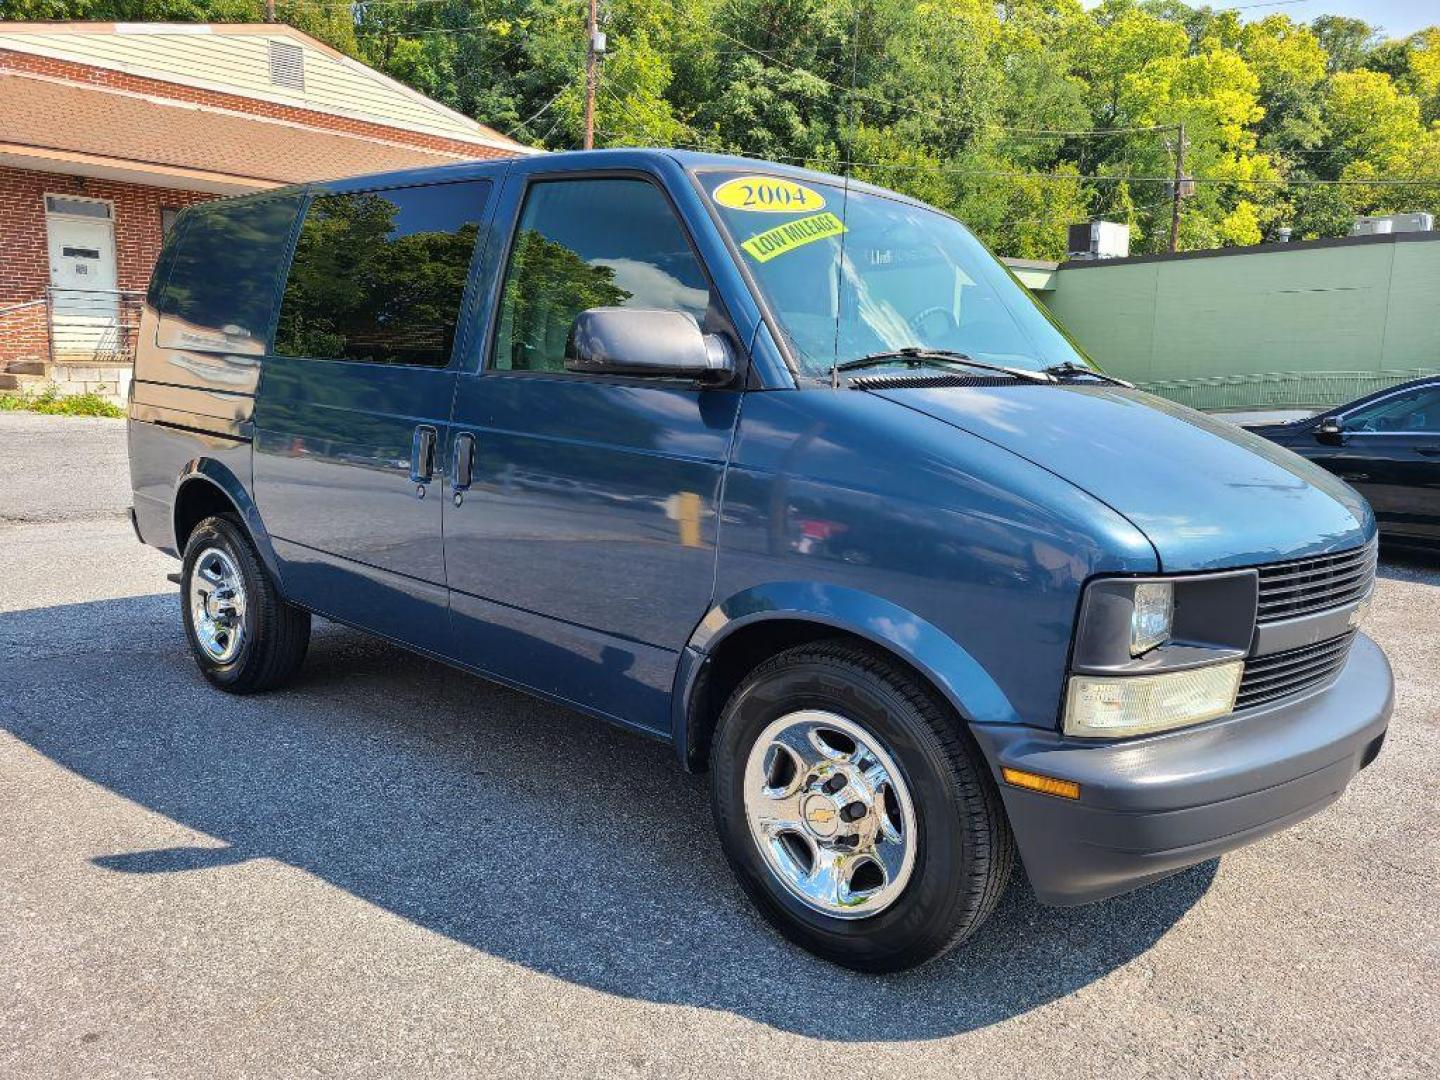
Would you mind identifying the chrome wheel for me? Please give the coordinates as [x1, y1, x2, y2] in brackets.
[743, 710, 918, 919]
[188, 546, 246, 664]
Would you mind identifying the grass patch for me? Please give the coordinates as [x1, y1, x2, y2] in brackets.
[0, 385, 124, 419]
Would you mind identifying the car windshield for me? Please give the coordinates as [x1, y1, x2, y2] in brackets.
[700, 170, 1092, 379]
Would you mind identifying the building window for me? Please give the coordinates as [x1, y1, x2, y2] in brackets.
[45, 195, 112, 219]
[160, 207, 181, 236]
[268, 40, 305, 91]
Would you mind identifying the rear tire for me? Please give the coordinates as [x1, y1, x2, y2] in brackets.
[180, 514, 310, 694]
[710, 639, 1014, 972]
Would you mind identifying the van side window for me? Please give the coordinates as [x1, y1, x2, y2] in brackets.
[274, 180, 491, 367]
[154, 194, 303, 355]
[491, 178, 711, 373]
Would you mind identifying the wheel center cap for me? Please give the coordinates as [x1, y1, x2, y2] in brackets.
[801, 794, 841, 838]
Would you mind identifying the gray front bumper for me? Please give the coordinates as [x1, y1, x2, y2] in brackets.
[971, 632, 1393, 906]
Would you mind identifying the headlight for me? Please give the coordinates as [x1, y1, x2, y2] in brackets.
[1066, 571, 1258, 739]
[1065, 661, 1244, 738]
[1129, 581, 1173, 656]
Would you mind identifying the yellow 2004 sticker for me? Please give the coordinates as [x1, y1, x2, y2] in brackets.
[712, 175, 827, 213]
[740, 212, 848, 263]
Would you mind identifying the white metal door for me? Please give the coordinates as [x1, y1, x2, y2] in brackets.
[45, 197, 119, 359]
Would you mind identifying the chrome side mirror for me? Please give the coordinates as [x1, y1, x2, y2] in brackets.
[565, 307, 735, 383]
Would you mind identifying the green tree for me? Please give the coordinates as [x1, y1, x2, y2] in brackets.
[4, 0, 1438, 255]
[1310, 14, 1378, 73]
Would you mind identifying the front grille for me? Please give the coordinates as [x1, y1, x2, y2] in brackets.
[1255, 542, 1376, 623]
[1236, 631, 1356, 710]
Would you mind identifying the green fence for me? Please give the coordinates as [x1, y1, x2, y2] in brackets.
[1036, 234, 1440, 411]
[1136, 368, 1440, 412]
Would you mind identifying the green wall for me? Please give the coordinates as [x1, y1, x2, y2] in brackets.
[1039, 234, 1440, 409]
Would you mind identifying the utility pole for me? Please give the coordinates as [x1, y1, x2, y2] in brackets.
[1168, 121, 1186, 254]
[583, 0, 602, 150]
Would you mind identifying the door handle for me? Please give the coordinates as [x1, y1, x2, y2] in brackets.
[410, 425, 437, 484]
[1417, 447, 1440, 457]
[452, 432, 476, 490]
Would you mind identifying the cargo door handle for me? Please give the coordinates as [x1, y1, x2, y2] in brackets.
[452, 432, 476, 490]
[410, 425, 437, 484]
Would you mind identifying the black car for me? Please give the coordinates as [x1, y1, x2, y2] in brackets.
[1249, 376, 1440, 550]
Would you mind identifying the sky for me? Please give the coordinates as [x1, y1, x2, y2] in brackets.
[1249, 0, 1434, 37]
[1082, 0, 1436, 38]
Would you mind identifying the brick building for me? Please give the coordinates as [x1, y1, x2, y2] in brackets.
[0, 21, 530, 399]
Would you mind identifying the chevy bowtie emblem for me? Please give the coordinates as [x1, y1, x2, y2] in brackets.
[806, 805, 836, 826]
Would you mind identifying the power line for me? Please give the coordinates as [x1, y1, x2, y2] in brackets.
[331, 0, 1349, 153]
[1220, 0, 1315, 10]
[309, 0, 484, 8]
[874, 169, 1440, 187]
[511, 83, 570, 136]
[600, 85, 683, 141]
[595, 129, 1440, 186]
[660, 0, 1178, 140]
[347, 4, 1164, 141]
[532, 105, 571, 147]
[389, 23, 517, 36]
[992, 129, 1168, 141]
[990, 124, 1178, 136]
[993, 197, 1173, 231]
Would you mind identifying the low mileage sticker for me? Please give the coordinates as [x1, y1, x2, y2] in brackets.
[740, 212, 848, 263]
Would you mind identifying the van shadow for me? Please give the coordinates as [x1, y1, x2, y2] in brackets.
[1, 595, 1216, 1041]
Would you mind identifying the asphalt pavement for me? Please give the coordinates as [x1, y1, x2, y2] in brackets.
[1, 411, 1437, 1078]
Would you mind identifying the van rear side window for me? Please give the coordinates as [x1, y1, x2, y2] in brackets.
[273, 181, 491, 368]
[154, 194, 303, 355]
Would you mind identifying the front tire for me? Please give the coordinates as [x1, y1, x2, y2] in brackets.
[710, 639, 1014, 972]
[180, 514, 310, 694]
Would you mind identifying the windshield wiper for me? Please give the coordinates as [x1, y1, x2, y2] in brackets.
[836, 347, 1054, 384]
[1041, 361, 1133, 387]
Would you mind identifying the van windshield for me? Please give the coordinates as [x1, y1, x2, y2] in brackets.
[700, 170, 1091, 380]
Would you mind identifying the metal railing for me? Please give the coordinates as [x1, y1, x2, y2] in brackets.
[45, 287, 146, 366]
[0, 298, 50, 367]
[1137, 369, 1440, 412]
[0, 298, 46, 317]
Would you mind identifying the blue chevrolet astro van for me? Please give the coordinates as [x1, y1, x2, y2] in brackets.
[129, 150, 1392, 971]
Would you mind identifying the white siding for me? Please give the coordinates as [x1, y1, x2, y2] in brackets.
[0, 28, 503, 145]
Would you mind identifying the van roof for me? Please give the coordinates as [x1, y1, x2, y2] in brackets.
[272, 147, 919, 207]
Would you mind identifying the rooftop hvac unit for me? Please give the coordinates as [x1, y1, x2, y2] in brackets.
[1067, 221, 1130, 260]
[1351, 213, 1434, 236]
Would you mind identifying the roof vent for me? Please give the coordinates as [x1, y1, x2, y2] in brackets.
[1351, 212, 1434, 236]
[268, 40, 305, 92]
[1067, 220, 1130, 261]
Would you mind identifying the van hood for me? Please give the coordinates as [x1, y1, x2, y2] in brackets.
[871, 384, 1373, 572]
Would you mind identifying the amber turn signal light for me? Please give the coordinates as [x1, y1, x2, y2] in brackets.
[1001, 767, 1080, 800]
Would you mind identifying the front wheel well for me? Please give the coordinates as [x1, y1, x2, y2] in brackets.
[173, 478, 240, 554]
[683, 619, 963, 771]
